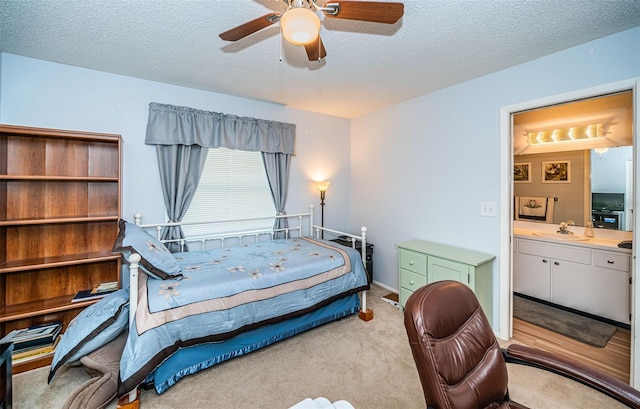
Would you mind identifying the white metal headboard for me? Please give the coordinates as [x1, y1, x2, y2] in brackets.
[134, 205, 316, 252]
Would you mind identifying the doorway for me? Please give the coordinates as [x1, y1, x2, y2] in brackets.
[498, 79, 640, 387]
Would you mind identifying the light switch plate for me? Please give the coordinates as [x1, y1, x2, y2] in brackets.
[480, 201, 497, 217]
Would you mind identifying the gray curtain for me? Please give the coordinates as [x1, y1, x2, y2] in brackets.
[262, 152, 291, 239]
[155, 144, 208, 252]
[145, 102, 296, 248]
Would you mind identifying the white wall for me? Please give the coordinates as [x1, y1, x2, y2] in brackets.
[351, 27, 640, 329]
[0, 53, 352, 233]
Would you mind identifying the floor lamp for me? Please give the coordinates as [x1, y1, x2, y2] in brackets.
[316, 181, 330, 239]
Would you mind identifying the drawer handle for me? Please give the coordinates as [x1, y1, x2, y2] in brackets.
[542, 259, 548, 263]
[409, 261, 415, 266]
[409, 280, 415, 286]
[607, 260, 614, 264]
[554, 261, 559, 266]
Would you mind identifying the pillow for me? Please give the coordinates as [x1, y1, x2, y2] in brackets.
[112, 219, 183, 280]
[48, 288, 130, 383]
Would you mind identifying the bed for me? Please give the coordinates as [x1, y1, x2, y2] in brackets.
[48, 206, 370, 407]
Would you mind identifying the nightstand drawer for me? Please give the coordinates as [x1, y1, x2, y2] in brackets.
[400, 269, 427, 291]
[400, 249, 427, 274]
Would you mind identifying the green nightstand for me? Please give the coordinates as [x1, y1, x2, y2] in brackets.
[397, 240, 495, 325]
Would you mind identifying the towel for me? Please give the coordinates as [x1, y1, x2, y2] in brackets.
[519, 197, 547, 217]
[515, 196, 555, 223]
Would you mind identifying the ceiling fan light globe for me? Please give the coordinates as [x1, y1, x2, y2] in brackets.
[281, 8, 320, 46]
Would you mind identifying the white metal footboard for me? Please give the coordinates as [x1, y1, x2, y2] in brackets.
[312, 224, 370, 320]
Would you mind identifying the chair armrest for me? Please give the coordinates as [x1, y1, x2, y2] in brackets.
[504, 344, 640, 408]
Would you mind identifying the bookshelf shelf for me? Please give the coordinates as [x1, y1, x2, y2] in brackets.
[0, 175, 119, 181]
[0, 252, 120, 274]
[0, 216, 119, 226]
[0, 294, 107, 323]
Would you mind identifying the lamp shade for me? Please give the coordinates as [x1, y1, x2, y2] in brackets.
[316, 181, 330, 192]
[281, 8, 320, 45]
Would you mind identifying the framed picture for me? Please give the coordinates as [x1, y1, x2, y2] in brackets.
[513, 162, 531, 183]
[542, 160, 571, 183]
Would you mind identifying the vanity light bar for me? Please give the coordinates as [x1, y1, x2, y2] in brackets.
[527, 123, 604, 145]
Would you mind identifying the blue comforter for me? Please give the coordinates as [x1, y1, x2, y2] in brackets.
[119, 237, 369, 394]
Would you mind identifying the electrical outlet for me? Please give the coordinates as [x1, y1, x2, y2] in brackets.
[480, 201, 497, 217]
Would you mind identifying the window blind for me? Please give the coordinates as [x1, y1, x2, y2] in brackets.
[182, 148, 275, 238]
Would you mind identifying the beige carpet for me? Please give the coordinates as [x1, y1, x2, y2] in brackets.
[13, 285, 628, 408]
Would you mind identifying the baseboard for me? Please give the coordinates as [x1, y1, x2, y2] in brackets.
[371, 280, 397, 293]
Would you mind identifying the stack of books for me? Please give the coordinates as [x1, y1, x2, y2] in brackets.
[0, 321, 62, 364]
[71, 281, 118, 303]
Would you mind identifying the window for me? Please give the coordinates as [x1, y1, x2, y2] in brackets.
[181, 148, 275, 238]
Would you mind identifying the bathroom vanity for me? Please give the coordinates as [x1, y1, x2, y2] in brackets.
[513, 226, 632, 325]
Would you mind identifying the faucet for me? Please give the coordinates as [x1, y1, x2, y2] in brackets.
[557, 221, 575, 234]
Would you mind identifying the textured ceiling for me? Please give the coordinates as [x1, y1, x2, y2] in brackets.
[1, 0, 639, 119]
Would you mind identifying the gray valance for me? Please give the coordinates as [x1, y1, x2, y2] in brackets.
[145, 102, 296, 154]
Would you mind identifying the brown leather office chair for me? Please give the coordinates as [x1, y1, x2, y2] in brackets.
[403, 280, 640, 409]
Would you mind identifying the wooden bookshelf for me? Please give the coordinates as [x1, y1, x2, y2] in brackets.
[0, 125, 122, 373]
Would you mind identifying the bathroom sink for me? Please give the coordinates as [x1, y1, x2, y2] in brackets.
[531, 232, 590, 241]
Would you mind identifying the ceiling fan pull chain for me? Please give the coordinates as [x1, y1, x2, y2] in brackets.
[279, 25, 284, 62]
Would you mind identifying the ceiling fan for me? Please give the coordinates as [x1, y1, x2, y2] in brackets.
[219, 0, 404, 62]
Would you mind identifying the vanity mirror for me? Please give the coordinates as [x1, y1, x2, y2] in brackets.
[512, 91, 633, 231]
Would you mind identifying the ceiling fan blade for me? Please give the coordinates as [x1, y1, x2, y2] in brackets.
[323, 1, 404, 24]
[305, 35, 327, 61]
[219, 13, 280, 41]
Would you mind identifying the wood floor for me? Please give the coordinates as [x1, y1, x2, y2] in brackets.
[512, 317, 631, 384]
